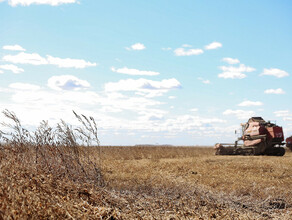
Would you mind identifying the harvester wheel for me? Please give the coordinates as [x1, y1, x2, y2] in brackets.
[265, 147, 285, 156]
[276, 147, 285, 156]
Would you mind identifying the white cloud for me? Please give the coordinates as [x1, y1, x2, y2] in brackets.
[274, 110, 291, 117]
[6, 87, 165, 129]
[274, 110, 292, 122]
[4, 0, 78, 6]
[222, 57, 240, 64]
[9, 83, 40, 91]
[99, 94, 163, 115]
[219, 64, 256, 73]
[190, 108, 198, 112]
[168, 96, 176, 99]
[48, 75, 90, 91]
[198, 77, 211, 84]
[1, 79, 232, 144]
[260, 68, 289, 78]
[218, 72, 246, 79]
[47, 55, 97, 68]
[162, 47, 172, 51]
[2, 52, 96, 69]
[126, 43, 146, 51]
[218, 64, 256, 79]
[1, 80, 250, 145]
[238, 100, 263, 107]
[3, 52, 48, 65]
[162, 115, 225, 133]
[264, 88, 285, 94]
[2, 44, 25, 51]
[0, 64, 24, 74]
[105, 78, 181, 97]
[205, 41, 222, 50]
[111, 67, 160, 76]
[174, 47, 203, 56]
[137, 109, 166, 121]
[4, 90, 102, 126]
[223, 109, 255, 120]
[182, 44, 192, 48]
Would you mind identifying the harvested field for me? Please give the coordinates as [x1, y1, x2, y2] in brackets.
[1, 145, 291, 219]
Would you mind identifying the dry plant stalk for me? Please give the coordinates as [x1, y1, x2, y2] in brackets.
[0, 109, 103, 186]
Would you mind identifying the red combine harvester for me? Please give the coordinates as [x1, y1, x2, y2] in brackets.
[215, 117, 285, 156]
[286, 136, 292, 151]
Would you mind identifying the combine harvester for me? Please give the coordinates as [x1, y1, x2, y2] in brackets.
[215, 117, 286, 156]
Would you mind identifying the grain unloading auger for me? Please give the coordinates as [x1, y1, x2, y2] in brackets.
[215, 117, 286, 156]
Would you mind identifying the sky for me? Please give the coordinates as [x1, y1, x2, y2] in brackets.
[0, 0, 291, 145]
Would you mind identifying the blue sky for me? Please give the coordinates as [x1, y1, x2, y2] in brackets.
[0, 0, 291, 145]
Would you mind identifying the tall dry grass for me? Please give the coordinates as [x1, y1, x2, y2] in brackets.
[0, 109, 102, 185]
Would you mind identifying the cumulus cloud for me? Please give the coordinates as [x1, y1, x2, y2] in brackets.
[218, 72, 246, 79]
[274, 110, 292, 117]
[223, 109, 255, 120]
[182, 44, 192, 48]
[264, 88, 285, 94]
[2, 44, 25, 51]
[197, 77, 211, 84]
[5, 84, 227, 138]
[0, 64, 24, 74]
[2, 52, 96, 69]
[222, 57, 240, 64]
[1, 80, 248, 145]
[174, 47, 203, 56]
[205, 41, 222, 50]
[105, 78, 181, 91]
[274, 110, 292, 121]
[48, 75, 90, 91]
[168, 96, 176, 99]
[162, 115, 225, 133]
[219, 64, 256, 73]
[218, 64, 256, 79]
[7, 85, 167, 130]
[9, 83, 40, 91]
[126, 43, 146, 51]
[3, 0, 78, 6]
[260, 68, 289, 78]
[47, 55, 97, 68]
[105, 78, 181, 97]
[162, 47, 172, 51]
[3, 52, 48, 65]
[238, 100, 263, 107]
[111, 67, 160, 76]
[1, 77, 235, 144]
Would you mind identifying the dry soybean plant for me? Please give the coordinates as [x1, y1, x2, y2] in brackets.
[0, 109, 103, 186]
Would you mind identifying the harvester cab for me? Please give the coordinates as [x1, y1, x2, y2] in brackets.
[215, 117, 286, 156]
